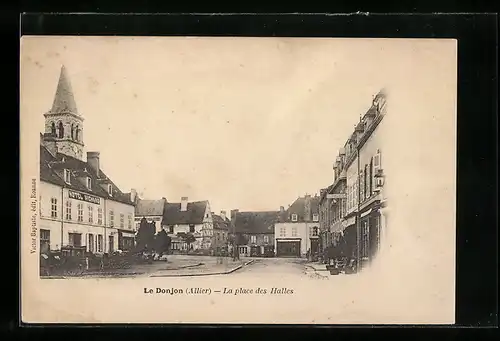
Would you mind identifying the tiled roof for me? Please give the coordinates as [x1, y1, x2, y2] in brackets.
[136, 199, 166, 217]
[162, 201, 208, 225]
[213, 214, 230, 230]
[40, 142, 133, 205]
[284, 195, 320, 222]
[40, 145, 66, 187]
[234, 211, 278, 234]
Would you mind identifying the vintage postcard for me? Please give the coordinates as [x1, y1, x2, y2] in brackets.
[20, 36, 457, 324]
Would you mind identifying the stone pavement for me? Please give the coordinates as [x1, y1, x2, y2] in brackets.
[150, 258, 254, 277]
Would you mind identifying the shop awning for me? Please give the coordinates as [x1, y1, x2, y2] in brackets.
[360, 210, 371, 218]
[330, 221, 344, 233]
[361, 208, 380, 218]
[341, 216, 356, 228]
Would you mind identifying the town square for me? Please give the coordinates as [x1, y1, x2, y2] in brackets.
[20, 35, 459, 325]
[35, 61, 388, 279]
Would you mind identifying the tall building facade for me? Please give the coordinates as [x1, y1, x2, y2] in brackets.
[274, 195, 320, 258]
[318, 89, 388, 271]
[39, 66, 136, 256]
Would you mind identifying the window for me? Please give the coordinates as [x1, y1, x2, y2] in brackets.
[169, 226, 174, 234]
[88, 234, 94, 252]
[87, 177, 92, 189]
[128, 214, 132, 229]
[250, 235, 257, 244]
[189, 224, 195, 233]
[108, 184, 113, 196]
[64, 169, 71, 184]
[97, 234, 103, 252]
[291, 214, 298, 222]
[58, 121, 64, 138]
[373, 150, 382, 188]
[359, 169, 365, 202]
[68, 233, 82, 247]
[40, 229, 50, 241]
[361, 221, 369, 258]
[51, 198, 58, 218]
[347, 186, 351, 211]
[369, 157, 374, 195]
[65, 200, 72, 220]
[279, 227, 286, 237]
[312, 213, 319, 222]
[312, 227, 318, 236]
[354, 182, 358, 207]
[77, 203, 84, 222]
[88, 205, 93, 223]
[109, 210, 114, 227]
[364, 164, 369, 199]
[264, 235, 269, 243]
[50, 122, 56, 136]
[97, 208, 103, 225]
[292, 227, 298, 237]
[120, 214, 125, 228]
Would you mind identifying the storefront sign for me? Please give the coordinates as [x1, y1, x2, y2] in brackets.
[327, 193, 346, 199]
[68, 190, 101, 205]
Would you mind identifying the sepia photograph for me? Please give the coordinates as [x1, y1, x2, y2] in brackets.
[20, 36, 457, 324]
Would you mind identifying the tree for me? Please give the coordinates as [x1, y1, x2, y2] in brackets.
[135, 217, 155, 253]
[154, 230, 171, 256]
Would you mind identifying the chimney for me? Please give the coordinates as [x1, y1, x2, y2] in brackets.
[230, 209, 239, 221]
[42, 134, 58, 157]
[180, 197, 188, 212]
[87, 152, 100, 178]
[279, 206, 285, 213]
[304, 195, 312, 222]
[220, 210, 227, 220]
[130, 189, 137, 203]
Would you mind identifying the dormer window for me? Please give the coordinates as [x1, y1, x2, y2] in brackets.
[86, 177, 92, 190]
[63, 169, 71, 184]
[291, 214, 298, 222]
[107, 184, 113, 196]
[312, 213, 319, 222]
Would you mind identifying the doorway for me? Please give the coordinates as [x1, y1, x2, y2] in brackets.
[109, 235, 114, 253]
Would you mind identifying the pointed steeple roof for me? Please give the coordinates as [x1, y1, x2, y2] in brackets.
[50, 65, 79, 115]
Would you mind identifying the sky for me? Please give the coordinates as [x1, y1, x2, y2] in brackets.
[20, 36, 456, 215]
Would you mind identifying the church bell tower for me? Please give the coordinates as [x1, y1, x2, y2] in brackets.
[43, 65, 85, 160]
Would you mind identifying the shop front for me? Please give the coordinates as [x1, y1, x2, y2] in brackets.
[118, 230, 136, 251]
[339, 216, 358, 264]
[359, 204, 382, 268]
[276, 238, 301, 257]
